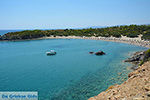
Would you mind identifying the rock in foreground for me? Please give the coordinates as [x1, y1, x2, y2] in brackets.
[89, 61, 150, 100]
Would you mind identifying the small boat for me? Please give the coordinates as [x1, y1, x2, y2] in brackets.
[46, 50, 56, 55]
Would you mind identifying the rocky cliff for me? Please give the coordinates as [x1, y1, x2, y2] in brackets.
[89, 61, 150, 100]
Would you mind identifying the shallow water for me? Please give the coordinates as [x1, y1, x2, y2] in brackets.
[0, 39, 147, 100]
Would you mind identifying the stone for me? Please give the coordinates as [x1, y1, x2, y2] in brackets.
[132, 97, 145, 100]
[146, 91, 150, 97]
[89, 52, 94, 54]
[95, 51, 105, 55]
[145, 85, 150, 91]
[124, 51, 144, 64]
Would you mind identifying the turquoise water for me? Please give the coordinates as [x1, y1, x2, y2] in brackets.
[0, 39, 147, 100]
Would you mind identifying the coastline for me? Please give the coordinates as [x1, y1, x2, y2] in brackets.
[1, 35, 149, 99]
[40, 35, 150, 48]
[41, 36, 150, 99]
[88, 61, 150, 100]
[1, 35, 150, 48]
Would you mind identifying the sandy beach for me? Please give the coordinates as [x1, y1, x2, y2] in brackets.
[40, 35, 150, 48]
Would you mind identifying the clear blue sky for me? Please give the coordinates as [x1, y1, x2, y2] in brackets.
[0, 0, 150, 29]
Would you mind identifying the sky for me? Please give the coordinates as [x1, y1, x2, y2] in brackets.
[0, 0, 150, 29]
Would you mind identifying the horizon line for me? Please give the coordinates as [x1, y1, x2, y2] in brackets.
[0, 23, 149, 30]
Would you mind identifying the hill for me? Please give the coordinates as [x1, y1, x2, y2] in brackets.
[0, 24, 150, 41]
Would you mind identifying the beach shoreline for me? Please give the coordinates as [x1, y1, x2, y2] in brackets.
[40, 35, 150, 48]
[1, 35, 150, 48]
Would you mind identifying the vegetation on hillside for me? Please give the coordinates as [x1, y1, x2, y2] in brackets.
[0, 24, 150, 40]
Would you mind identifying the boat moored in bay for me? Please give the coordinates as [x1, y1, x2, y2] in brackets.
[46, 50, 56, 55]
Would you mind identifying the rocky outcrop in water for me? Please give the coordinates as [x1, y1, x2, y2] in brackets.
[125, 51, 144, 62]
[124, 51, 145, 70]
[89, 52, 94, 54]
[124, 49, 150, 70]
[124, 51, 144, 64]
[95, 51, 106, 56]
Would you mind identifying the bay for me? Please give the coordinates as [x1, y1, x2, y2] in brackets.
[0, 39, 147, 100]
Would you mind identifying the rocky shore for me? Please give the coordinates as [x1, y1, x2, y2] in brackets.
[124, 51, 145, 70]
[88, 49, 150, 100]
[88, 61, 150, 100]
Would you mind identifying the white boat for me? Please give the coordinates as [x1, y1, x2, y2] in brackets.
[46, 50, 56, 55]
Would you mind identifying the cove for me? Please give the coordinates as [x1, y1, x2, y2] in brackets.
[0, 39, 147, 100]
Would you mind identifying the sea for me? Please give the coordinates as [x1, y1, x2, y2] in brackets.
[0, 30, 148, 100]
[0, 30, 23, 35]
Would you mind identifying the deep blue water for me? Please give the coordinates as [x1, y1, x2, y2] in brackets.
[0, 39, 147, 100]
[0, 30, 24, 35]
